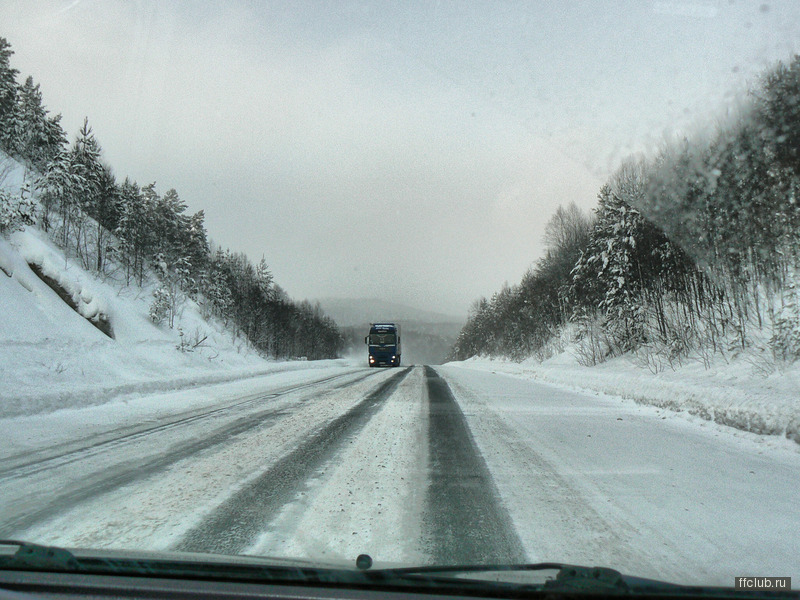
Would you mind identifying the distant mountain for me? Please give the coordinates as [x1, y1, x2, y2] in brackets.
[317, 298, 465, 366]
[316, 297, 462, 328]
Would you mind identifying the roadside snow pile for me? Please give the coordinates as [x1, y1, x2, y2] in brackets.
[17, 232, 112, 337]
[448, 352, 800, 444]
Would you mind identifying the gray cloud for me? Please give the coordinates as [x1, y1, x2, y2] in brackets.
[3, 0, 799, 316]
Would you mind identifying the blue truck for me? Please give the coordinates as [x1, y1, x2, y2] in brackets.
[365, 322, 401, 367]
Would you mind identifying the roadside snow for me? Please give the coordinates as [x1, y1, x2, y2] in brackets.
[447, 353, 800, 444]
[19, 233, 110, 328]
[438, 365, 800, 586]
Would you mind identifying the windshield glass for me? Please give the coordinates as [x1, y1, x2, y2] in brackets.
[1, 0, 799, 592]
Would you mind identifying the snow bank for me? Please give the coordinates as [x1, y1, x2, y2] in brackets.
[447, 352, 800, 444]
[16, 231, 112, 336]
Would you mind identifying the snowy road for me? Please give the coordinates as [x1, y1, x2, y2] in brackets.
[0, 367, 374, 534]
[2, 363, 799, 585]
[175, 368, 412, 555]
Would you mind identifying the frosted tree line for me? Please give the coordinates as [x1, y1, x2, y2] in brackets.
[452, 55, 800, 371]
[0, 37, 342, 360]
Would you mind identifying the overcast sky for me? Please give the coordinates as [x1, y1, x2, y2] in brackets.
[4, 1, 800, 317]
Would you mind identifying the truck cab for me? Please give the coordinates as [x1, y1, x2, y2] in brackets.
[365, 323, 401, 367]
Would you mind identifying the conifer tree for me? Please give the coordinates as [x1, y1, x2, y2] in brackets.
[0, 37, 20, 154]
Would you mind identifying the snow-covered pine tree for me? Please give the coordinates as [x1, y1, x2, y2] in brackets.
[255, 256, 274, 302]
[149, 287, 171, 326]
[207, 252, 233, 319]
[154, 188, 189, 262]
[0, 38, 21, 155]
[116, 178, 153, 285]
[66, 118, 107, 267]
[184, 210, 209, 295]
[69, 118, 104, 213]
[0, 187, 35, 233]
[570, 174, 652, 356]
[16, 76, 65, 172]
[35, 148, 68, 233]
[93, 168, 120, 273]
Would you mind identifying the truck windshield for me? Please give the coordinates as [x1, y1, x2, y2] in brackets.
[369, 333, 396, 345]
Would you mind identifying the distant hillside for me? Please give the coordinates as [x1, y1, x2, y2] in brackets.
[319, 298, 464, 365]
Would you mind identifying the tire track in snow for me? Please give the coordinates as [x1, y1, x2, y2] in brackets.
[423, 366, 526, 564]
[2, 370, 367, 477]
[175, 367, 412, 555]
[0, 370, 380, 537]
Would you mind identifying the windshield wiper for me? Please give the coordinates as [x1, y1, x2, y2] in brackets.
[3, 544, 790, 598]
[369, 562, 630, 593]
[545, 565, 629, 593]
[0, 540, 80, 571]
[0, 543, 621, 594]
